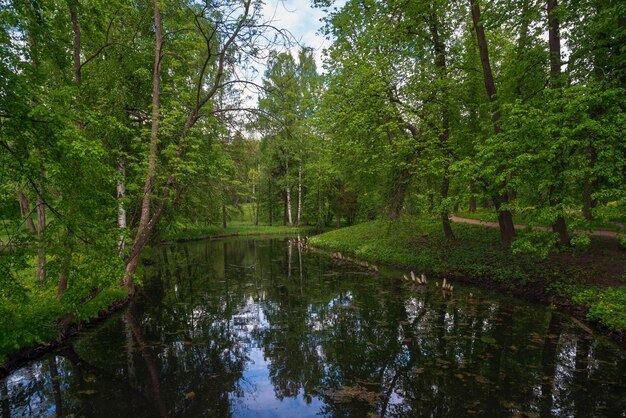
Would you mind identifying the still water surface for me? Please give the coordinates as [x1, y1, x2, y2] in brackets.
[2, 237, 626, 417]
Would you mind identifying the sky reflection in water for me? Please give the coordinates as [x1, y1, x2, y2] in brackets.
[2, 237, 626, 417]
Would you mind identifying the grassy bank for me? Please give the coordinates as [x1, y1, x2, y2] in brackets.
[1, 216, 316, 374]
[309, 217, 626, 336]
[160, 221, 316, 241]
[0, 280, 128, 372]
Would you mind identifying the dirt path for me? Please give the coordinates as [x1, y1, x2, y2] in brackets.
[449, 216, 622, 238]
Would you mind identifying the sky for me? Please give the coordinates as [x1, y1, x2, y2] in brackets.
[259, 0, 334, 71]
[237, 0, 342, 111]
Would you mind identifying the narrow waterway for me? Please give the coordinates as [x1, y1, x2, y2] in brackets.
[2, 237, 625, 417]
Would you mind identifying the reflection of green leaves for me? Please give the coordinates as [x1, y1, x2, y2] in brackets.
[480, 336, 497, 344]
[325, 385, 380, 407]
[78, 390, 97, 395]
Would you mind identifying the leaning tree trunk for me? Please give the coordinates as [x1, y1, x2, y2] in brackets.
[470, 0, 515, 248]
[122, 0, 253, 292]
[122, 0, 164, 293]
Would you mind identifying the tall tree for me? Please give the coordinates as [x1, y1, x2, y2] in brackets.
[469, 0, 516, 247]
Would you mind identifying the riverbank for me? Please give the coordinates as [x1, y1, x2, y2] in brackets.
[160, 222, 317, 242]
[0, 287, 129, 377]
[0, 222, 317, 376]
[309, 217, 626, 342]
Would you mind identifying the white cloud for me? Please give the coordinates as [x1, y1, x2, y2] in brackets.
[259, 0, 339, 71]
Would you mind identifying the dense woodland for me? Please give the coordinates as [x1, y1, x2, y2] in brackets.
[0, 0, 624, 351]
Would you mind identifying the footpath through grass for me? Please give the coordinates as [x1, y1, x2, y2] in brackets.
[456, 207, 625, 233]
[309, 217, 626, 336]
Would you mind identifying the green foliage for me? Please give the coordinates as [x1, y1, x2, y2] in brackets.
[0, 275, 128, 364]
[572, 288, 626, 333]
[512, 230, 559, 259]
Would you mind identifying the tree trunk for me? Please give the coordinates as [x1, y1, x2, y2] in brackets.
[255, 164, 260, 225]
[297, 162, 302, 227]
[620, 16, 626, 89]
[336, 192, 341, 228]
[582, 178, 594, 220]
[493, 194, 516, 248]
[121, 0, 253, 293]
[430, 10, 455, 241]
[469, 196, 477, 213]
[17, 187, 37, 234]
[285, 153, 293, 227]
[387, 166, 411, 220]
[36, 168, 46, 281]
[470, 0, 515, 247]
[122, 0, 163, 293]
[547, 0, 562, 87]
[552, 215, 569, 247]
[283, 192, 288, 225]
[441, 177, 455, 240]
[58, 0, 81, 298]
[547, 0, 570, 246]
[268, 177, 273, 226]
[317, 183, 323, 229]
[117, 154, 127, 253]
[24, 0, 46, 279]
[57, 266, 68, 300]
[222, 198, 227, 229]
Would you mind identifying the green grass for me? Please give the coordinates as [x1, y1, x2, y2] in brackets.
[558, 283, 626, 333]
[161, 219, 317, 241]
[311, 218, 546, 284]
[0, 279, 128, 366]
[309, 217, 626, 333]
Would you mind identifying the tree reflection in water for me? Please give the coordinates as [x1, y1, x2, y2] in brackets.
[1, 237, 625, 417]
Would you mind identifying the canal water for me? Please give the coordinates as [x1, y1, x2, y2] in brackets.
[1, 237, 625, 417]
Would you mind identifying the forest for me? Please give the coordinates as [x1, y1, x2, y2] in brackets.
[0, 0, 625, 367]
